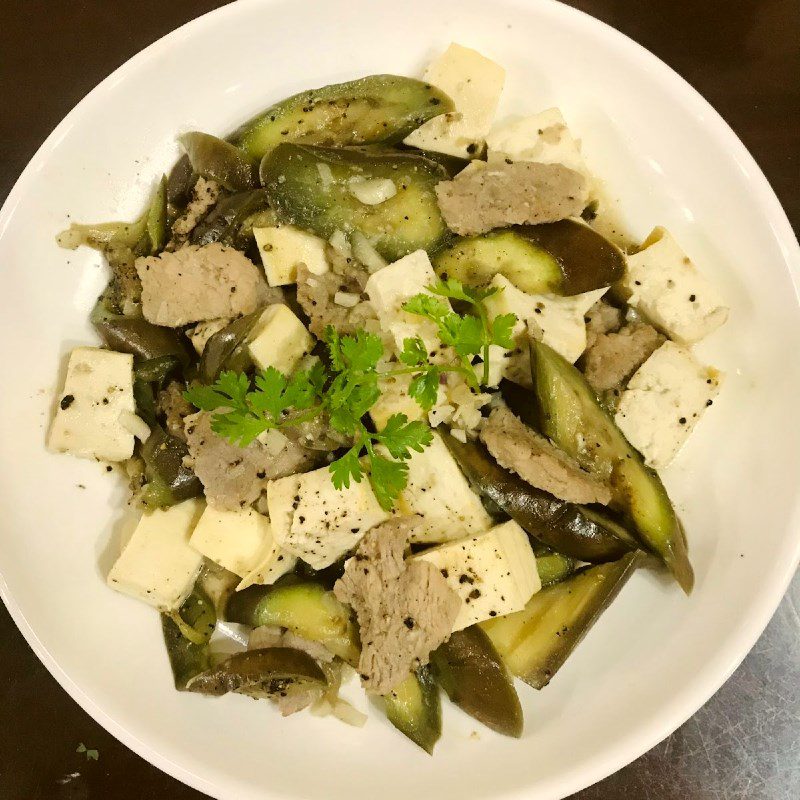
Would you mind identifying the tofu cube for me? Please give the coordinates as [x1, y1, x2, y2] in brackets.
[107, 498, 205, 611]
[404, 43, 505, 158]
[189, 506, 292, 584]
[414, 520, 541, 631]
[247, 304, 314, 374]
[484, 274, 607, 384]
[621, 227, 729, 344]
[186, 318, 230, 355]
[267, 467, 390, 569]
[48, 347, 136, 462]
[365, 249, 450, 356]
[615, 341, 723, 469]
[486, 108, 591, 186]
[393, 431, 493, 543]
[254, 224, 329, 287]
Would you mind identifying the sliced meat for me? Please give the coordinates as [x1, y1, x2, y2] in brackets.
[435, 160, 589, 236]
[583, 322, 665, 393]
[480, 405, 611, 505]
[136, 243, 269, 327]
[584, 299, 623, 350]
[248, 625, 335, 663]
[156, 381, 194, 442]
[184, 411, 317, 510]
[333, 519, 460, 696]
[169, 176, 222, 244]
[295, 263, 376, 338]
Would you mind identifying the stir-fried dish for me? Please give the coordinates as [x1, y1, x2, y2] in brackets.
[49, 44, 728, 752]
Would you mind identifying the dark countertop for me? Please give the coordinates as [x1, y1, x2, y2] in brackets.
[0, 1, 798, 798]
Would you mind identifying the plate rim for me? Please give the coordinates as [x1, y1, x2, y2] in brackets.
[1, 0, 798, 798]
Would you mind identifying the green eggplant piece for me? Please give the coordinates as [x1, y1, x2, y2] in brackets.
[440, 430, 635, 563]
[146, 175, 168, 253]
[261, 143, 450, 261]
[179, 132, 257, 192]
[535, 550, 577, 587]
[225, 581, 360, 666]
[167, 153, 196, 208]
[432, 220, 625, 297]
[139, 425, 202, 510]
[185, 648, 327, 697]
[481, 553, 640, 689]
[384, 667, 442, 755]
[229, 74, 454, 161]
[527, 339, 692, 592]
[161, 587, 216, 690]
[91, 300, 193, 366]
[190, 189, 270, 248]
[134, 355, 182, 384]
[197, 310, 261, 383]
[431, 626, 523, 738]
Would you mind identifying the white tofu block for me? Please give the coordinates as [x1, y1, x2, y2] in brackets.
[484, 274, 607, 384]
[254, 224, 330, 287]
[365, 249, 450, 356]
[267, 467, 390, 569]
[414, 520, 541, 631]
[486, 108, 590, 180]
[187, 318, 230, 355]
[621, 227, 729, 344]
[237, 545, 297, 592]
[247, 304, 314, 374]
[48, 347, 136, 462]
[404, 43, 505, 158]
[615, 341, 723, 469]
[107, 498, 205, 611]
[189, 506, 269, 577]
[393, 431, 493, 543]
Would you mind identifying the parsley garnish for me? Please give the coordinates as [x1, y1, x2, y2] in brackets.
[183, 279, 515, 510]
[185, 329, 432, 510]
[76, 743, 99, 761]
[399, 278, 516, 403]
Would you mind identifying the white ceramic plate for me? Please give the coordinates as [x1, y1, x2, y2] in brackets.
[1, 0, 798, 798]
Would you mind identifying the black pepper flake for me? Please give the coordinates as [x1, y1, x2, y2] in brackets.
[679, 417, 687, 425]
[458, 574, 474, 585]
[403, 617, 415, 630]
[60, 394, 75, 410]
[468, 588, 481, 600]
[440, 568, 449, 578]
[706, 399, 713, 406]
[689, 294, 696, 302]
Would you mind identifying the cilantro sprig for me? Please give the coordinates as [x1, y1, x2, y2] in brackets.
[184, 328, 432, 510]
[183, 278, 515, 509]
[397, 278, 516, 407]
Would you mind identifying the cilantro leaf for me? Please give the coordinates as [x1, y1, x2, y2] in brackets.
[369, 454, 409, 511]
[491, 313, 517, 349]
[251, 367, 288, 418]
[453, 314, 484, 357]
[340, 330, 384, 372]
[409, 369, 440, 411]
[399, 337, 428, 367]
[402, 294, 451, 324]
[427, 277, 499, 305]
[377, 414, 434, 459]
[329, 446, 363, 490]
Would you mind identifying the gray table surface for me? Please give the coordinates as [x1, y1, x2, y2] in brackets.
[0, 1, 798, 798]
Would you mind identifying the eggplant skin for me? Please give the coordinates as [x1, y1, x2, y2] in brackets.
[384, 667, 442, 755]
[528, 338, 693, 593]
[229, 74, 454, 160]
[482, 552, 640, 689]
[441, 430, 635, 563]
[261, 143, 450, 261]
[185, 648, 326, 697]
[431, 626, 523, 738]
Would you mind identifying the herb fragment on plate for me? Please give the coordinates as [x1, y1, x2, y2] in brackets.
[399, 277, 516, 397]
